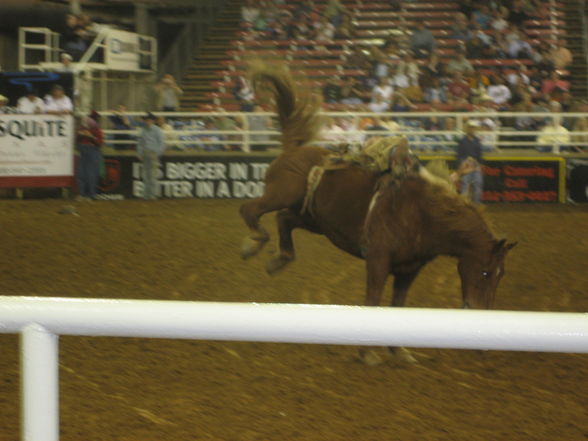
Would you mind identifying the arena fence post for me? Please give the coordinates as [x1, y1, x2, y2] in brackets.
[21, 324, 59, 441]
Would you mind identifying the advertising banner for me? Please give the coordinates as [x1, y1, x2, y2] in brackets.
[98, 155, 565, 203]
[0, 115, 74, 188]
[97, 156, 270, 200]
[106, 30, 140, 71]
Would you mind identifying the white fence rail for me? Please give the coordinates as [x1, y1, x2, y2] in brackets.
[1, 296, 587, 441]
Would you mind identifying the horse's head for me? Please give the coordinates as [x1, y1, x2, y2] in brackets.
[458, 239, 517, 309]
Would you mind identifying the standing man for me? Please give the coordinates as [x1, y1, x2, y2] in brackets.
[154, 74, 183, 112]
[457, 120, 484, 203]
[137, 113, 165, 200]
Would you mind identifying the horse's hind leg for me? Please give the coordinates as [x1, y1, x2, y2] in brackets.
[240, 199, 271, 259]
[239, 177, 307, 259]
[266, 209, 306, 275]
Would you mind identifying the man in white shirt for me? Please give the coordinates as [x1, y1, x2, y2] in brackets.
[487, 79, 512, 108]
[44, 85, 74, 115]
[17, 90, 45, 114]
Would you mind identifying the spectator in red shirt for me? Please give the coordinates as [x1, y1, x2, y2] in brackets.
[542, 71, 571, 95]
[447, 72, 471, 104]
[76, 114, 104, 201]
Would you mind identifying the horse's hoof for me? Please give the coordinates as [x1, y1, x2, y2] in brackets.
[265, 255, 294, 275]
[241, 237, 267, 260]
[358, 350, 385, 367]
[389, 347, 419, 364]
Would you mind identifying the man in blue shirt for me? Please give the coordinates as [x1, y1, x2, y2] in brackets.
[457, 120, 483, 203]
[137, 113, 166, 199]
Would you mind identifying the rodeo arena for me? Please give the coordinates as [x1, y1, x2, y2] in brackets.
[2, 0, 588, 439]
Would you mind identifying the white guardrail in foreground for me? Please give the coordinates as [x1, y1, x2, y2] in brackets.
[1, 296, 587, 441]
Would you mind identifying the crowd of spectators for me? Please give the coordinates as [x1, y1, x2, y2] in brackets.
[232, 0, 586, 151]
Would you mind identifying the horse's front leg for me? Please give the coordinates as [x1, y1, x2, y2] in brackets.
[266, 209, 304, 275]
[388, 269, 422, 364]
[358, 252, 391, 366]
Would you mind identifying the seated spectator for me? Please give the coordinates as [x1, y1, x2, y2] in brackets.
[548, 41, 573, 70]
[60, 14, 87, 61]
[487, 77, 512, 109]
[513, 93, 538, 140]
[346, 46, 371, 70]
[335, 13, 356, 39]
[490, 9, 509, 32]
[390, 92, 415, 112]
[419, 52, 445, 88]
[391, 64, 410, 90]
[340, 76, 364, 105]
[508, 34, 533, 59]
[458, 0, 475, 19]
[197, 118, 224, 151]
[409, 22, 437, 59]
[469, 69, 490, 104]
[446, 50, 474, 76]
[472, 5, 492, 30]
[156, 116, 177, 150]
[44, 85, 73, 115]
[451, 13, 472, 40]
[506, 64, 531, 88]
[248, 105, 273, 151]
[435, 116, 460, 151]
[466, 34, 488, 59]
[109, 103, 135, 150]
[367, 44, 389, 78]
[399, 52, 420, 86]
[368, 94, 390, 113]
[0, 94, 17, 114]
[506, 0, 530, 27]
[233, 76, 255, 112]
[424, 77, 448, 103]
[533, 40, 555, 72]
[537, 117, 570, 153]
[323, 76, 342, 104]
[241, 0, 260, 24]
[323, 0, 348, 27]
[321, 117, 346, 146]
[315, 16, 336, 42]
[446, 72, 471, 103]
[542, 71, 570, 95]
[372, 77, 394, 101]
[17, 89, 45, 114]
[154, 74, 183, 112]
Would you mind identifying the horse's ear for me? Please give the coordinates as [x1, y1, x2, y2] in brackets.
[492, 239, 507, 254]
[493, 239, 517, 255]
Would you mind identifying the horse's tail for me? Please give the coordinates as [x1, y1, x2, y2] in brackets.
[249, 61, 323, 150]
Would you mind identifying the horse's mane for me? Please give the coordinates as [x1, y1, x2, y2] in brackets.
[374, 176, 496, 250]
[248, 61, 324, 150]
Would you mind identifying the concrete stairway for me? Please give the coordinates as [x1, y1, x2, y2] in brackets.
[179, 0, 244, 110]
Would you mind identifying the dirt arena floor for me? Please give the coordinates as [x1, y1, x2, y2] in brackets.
[0, 199, 587, 441]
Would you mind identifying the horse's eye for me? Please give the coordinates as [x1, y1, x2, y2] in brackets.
[481, 271, 490, 279]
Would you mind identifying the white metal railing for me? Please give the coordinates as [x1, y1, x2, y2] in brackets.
[96, 111, 588, 152]
[0, 296, 587, 441]
[18, 27, 61, 71]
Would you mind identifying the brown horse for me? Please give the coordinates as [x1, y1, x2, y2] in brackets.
[239, 63, 516, 364]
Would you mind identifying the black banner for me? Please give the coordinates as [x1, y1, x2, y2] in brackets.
[97, 156, 271, 200]
[98, 155, 565, 203]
